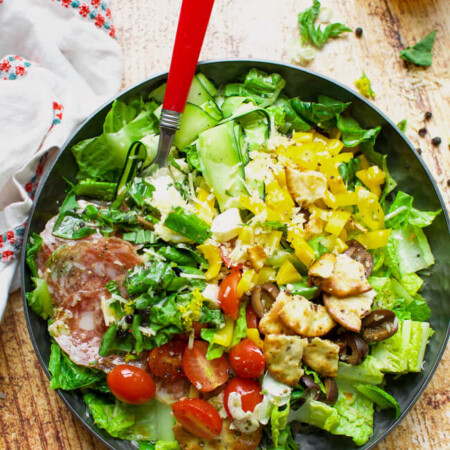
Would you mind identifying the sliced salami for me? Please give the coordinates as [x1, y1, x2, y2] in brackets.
[44, 237, 142, 371]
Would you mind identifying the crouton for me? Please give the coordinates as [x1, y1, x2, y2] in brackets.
[323, 289, 376, 333]
[258, 291, 295, 336]
[285, 167, 327, 206]
[279, 295, 336, 337]
[302, 338, 340, 377]
[247, 245, 267, 272]
[264, 334, 308, 386]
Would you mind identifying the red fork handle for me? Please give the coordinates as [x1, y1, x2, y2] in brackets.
[163, 0, 215, 113]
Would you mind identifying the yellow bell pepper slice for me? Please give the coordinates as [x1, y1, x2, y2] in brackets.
[238, 226, 254, 245]
[286, 145, 319, 171]
[293, 131, 314, 144]
[325, 210, 352, 236]
[247, 328, 264, 350]
[356, 166, 385, 198]
[358, 154, 371, 169]
[196, 188, 216, 224]
[276, 260, 303, 285]
[256, 267, 277, 285]
[290, 236, 316, 268]
[328, 175, 347, 195]
[356, 187, 385, 230]
[355, 229, 392, 249]
[335, 191, 358, 207]
[236, 269, 256, 298]
[326, 138, 344, 156]
[213, 316, 234, 347]
[239, 195, 282, 222]
[265, 181, 294, 221]
[197, 244, 222, 280]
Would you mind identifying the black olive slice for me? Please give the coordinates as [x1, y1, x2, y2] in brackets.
[362, 309, 399, 342]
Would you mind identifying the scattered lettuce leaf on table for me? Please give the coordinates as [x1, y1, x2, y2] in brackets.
[298, 0, 351, 48]
[400, 30, 437, 66]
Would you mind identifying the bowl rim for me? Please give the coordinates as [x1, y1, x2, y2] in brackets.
[20, 58, 450, 450]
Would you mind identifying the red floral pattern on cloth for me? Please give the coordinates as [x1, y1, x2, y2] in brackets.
[51, 0, 116, 38]
[0, 55, 32, 81]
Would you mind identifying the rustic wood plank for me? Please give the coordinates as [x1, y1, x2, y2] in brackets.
[1, 1, 448, 449]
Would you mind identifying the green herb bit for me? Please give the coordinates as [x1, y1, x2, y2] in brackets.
[164, 206, 211, 244]
[298, 0, 351, 48]
[355, 72, 375, 99]
[400, 30, 437, 67]
[397, 119, 407, 133]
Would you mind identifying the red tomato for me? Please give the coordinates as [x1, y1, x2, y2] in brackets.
[246, 305, 259, 329]
[183, 340, 229, 392]
[224, 378, 263, 417]
[107, 365, 155, 404]
[219, 245, 244, 269]
[172, 398, 223, 439]
[148, 339, 186, 381]
[219, 271, 241, 320]
[229, 339, 266, 379]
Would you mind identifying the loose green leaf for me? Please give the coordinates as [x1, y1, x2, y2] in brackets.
[356, 384, 401, 419]
[164, 207, 211, 244]
[298, 0, 351, 48]
[336, 115, 381, 147]
[397, 119, 407, 133]
[400, 30, 437, 67]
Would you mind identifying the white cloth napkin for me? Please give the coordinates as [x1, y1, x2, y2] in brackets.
[0, 0, 123, 321]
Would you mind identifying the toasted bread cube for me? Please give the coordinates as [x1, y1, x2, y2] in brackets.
[285, 167, 327, 206]
[302, 338, 340, 377]
[279, 295, 336, 337]
[323, 289, 376, 333]
[247, 245, 267, 272]
[308, 253, 336, 282]
[264, 334, 308, 386]
[259, 291, 295, 336]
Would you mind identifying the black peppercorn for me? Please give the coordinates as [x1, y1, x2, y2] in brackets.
[431, 137, 441, 146]
[418, 128, 427, 137]
[416, 148, 422, 155]
[141, 307, 151, 318]
[447, 179, 450, 187]
[424, 111, 432, 121]
[141, 322, 148, 328]
[355, 27, 363, 37]
[405, 164, 410, 169]
[125, 314, 134, 324]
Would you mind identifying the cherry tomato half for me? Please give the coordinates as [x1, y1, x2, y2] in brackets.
[246, 305, 259, 329]
[148, 339, 186, 381]
[172, 398, 223, 439]
[183, 340, 229, 392]
[219, 271, 241, 320]
[224, 378, 263, 418]
[107, 364, 155, 405]
[229, 338, 266, 379]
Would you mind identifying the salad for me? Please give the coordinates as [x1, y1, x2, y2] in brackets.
[26, 68, 440, 449]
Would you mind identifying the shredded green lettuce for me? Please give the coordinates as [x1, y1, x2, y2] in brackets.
[400, 30, 437, 67]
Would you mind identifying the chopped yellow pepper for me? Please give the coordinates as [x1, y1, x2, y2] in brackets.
[355, 229, 392, 249]
[256, 267, 277, 285]
[335, 191, 358, 207]
[236, 269, 257, 297]
[356, 187, 385, 230]
[256, 230, 283, 255]
[328, 175, 348, 195]
[196, 188, 216, 224]
[358, 155, 370, 170]
[265, 181, 294, 221]
[286, 144, 319, 170]
[238, 226, 254, 245]
[213, 316, 234, 347]
[276, 260, 303, 285]
[290, 236, 316, 267]
[197, 244, 222, 280]
[247, 328, 264, 350]
[356, 166, 385, 197]
[325, 210, 352, 236]
[239, 195, 282, 222]
[293, 131, 314, 144]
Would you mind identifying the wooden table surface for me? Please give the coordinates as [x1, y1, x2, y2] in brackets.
[1, 0, 449, 449]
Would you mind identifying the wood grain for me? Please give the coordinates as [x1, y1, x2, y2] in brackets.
[1, 0, 448, 449]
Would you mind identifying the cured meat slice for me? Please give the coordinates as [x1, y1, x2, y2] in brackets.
[44, 237, 142, 371]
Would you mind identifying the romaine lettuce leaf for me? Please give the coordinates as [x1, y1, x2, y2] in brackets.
[49, 342, 106, 391]
[288, 398, 339, 431]
[400, 273, 424, 296]
[385, 191, 414, 228]
[271, 404, 296, 449]
[409, 207, 441, 227]
[84, 392, 176, 441]
[368, 276, 396, 309]
[139, 442, 180, 450]
[406, 320, 431, 371]
[356, 384, 400, 419]
[330, 379, 374, 446]
[337, 356, 384, 384]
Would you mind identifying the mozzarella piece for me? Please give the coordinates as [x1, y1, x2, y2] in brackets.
[201, 283, 220, 309]
[211, 208, 242, 242]
[227, 392, 261, 433]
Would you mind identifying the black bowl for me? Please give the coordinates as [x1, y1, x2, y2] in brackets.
[21, 59, 450, 450]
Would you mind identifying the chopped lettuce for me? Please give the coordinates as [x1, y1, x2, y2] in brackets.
[270, 404, 298, 449]
[330, 379, 374, 446]
[298, 0, 351, 48]
[400, 273, 424, 296]
[163, 207, 211, 244]
[84, 392, 176, 441]
[336, 115, 381, 147]
[356, 384, 401, 419]
[337, 356, 384, 385]
[400, 30, 437, 67]
[369, 276, 396, 310]
[49, 342, 106, 391]
[407, 320, 431, 371]
[139, 442, 180, 450]
[288, 398, 339, 431]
